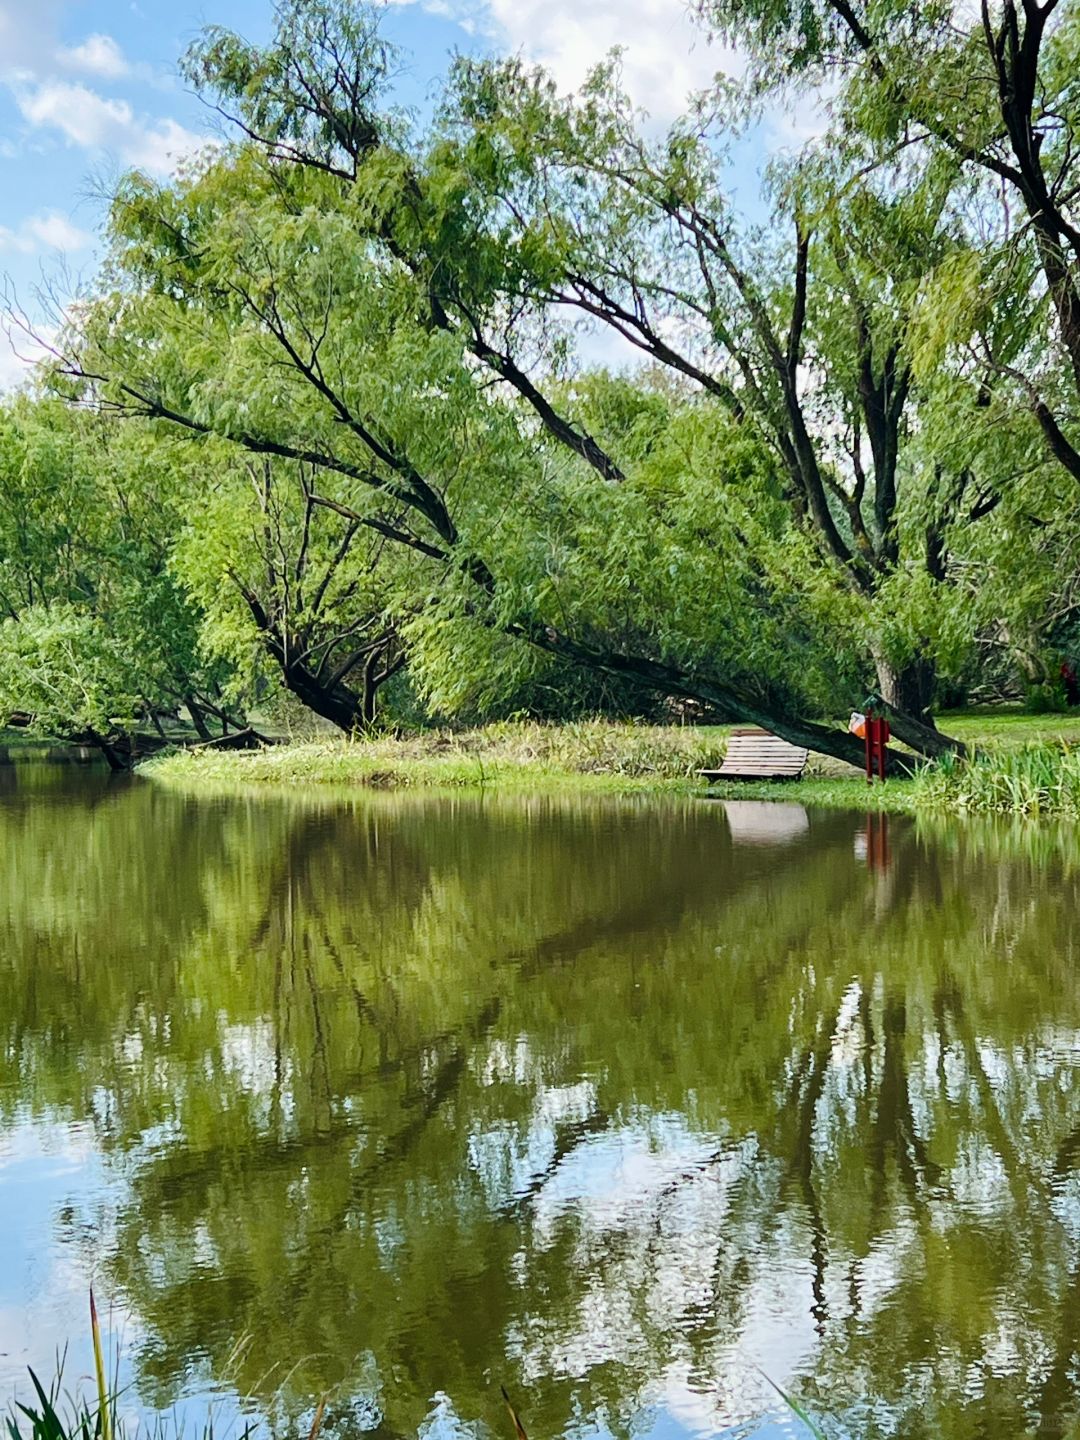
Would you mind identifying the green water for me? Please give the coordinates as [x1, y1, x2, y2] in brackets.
[2, 765, 1080, 1440]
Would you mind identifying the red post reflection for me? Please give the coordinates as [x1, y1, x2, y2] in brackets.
[864, 812, 891, 872]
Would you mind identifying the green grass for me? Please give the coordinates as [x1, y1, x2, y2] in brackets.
[936, 706, 1080, 747]
[912, 709, 1080, 817]
[703, 774, 920, 813]
[7, 1296, 267, 1440]
[8, 1296, 126, 1440]
[139, 709, 1080, 817]
[139, 720, 732, 796]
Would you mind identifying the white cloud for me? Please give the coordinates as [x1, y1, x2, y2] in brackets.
[15, 78, 207, 175]
[399, 0, 740, 120]
[18, 78, 127, 143]
[0, 209, 94, 253]
[58, 33, 129, 80]
[124, 116, 210, 174]
[491, 0, 732, 113]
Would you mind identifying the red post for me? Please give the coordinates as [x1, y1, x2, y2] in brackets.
[865, 714, 890, 782]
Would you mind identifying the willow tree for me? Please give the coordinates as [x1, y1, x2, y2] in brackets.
[174, 450, 409, 732]
[0, 400, 246, 761]
[55, 0, 973, 764]
[697, 0, 1080, 489]
[438, 56, 1002, 721]
[181, 0, 987, 744]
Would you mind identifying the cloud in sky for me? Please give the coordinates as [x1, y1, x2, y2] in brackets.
[0, 0, 64, 72]
[57, 33, 130, 80]
[482, 0, 735, 115]
[0, 3, 200, 177]
[0, 210, 93, 254]
[16, 79, 207, 175]
[392, 0, 738, 119]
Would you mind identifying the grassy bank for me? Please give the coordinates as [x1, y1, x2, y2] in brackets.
[139, 720, 731, 795]
[139, 711, 1080, 816]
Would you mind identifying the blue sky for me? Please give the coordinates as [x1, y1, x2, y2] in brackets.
[0, 0, 804, 387]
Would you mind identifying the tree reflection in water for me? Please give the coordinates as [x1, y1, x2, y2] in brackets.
[1, 772, 1079, 1439]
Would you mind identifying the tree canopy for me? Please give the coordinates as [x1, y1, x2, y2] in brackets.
[0, 0, 1077, 761]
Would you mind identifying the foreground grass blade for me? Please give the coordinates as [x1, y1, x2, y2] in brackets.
[307, 1398, 326, 1440]
[758, 1371, 827, 1439]
[89, 1292, 112, 1440]
[500, 1387, 528, 1440]
[24, 1370, 65, 1440]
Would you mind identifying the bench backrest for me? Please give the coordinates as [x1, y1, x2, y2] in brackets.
[719, 728, 809, 776]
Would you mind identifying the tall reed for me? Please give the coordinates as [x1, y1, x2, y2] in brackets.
[915, 742, 1080, 817]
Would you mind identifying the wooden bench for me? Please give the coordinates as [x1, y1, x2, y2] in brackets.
[699, 728, 809, 782]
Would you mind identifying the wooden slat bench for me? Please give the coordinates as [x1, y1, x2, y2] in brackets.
[699, 728, 809, 782]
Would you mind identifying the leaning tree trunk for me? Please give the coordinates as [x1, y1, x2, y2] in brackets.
[280, 660, 366, 732]
[267, 631, 405, 735]
[74, 728, 173, 770]
[242, 595, 400, 734]
[81, 728, 129, 772]
[520, 621, 966, 771]
[185, 695, 214, 742]
[873, 652, 938, 729]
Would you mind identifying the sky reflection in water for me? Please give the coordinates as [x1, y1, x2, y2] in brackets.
[1, 762, 1078, 1440]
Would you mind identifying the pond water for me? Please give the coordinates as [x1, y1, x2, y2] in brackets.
[1, 764, 1080, 1440]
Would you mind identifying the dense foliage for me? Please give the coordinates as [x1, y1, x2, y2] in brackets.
[0, 0, 1078, 762]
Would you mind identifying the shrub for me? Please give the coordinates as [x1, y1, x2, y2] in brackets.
[1024, 682, 1068, 715]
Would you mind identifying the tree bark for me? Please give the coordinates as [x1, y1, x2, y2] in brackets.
[873, 652, 938, 728]
[279, 659, 366, 732]
[185, 695, 214, 742]
[81, 728, 129, 772]
[361, 648, 381, 729]
[521, 621, 966, 770]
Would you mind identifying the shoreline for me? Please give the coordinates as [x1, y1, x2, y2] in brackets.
[137, 715, 1080, 819]
[137, 724, 915, 813]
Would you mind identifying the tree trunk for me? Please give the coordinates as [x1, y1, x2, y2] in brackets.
[259, 626, 404, 735]
[280, 660, 365, 733]
[1003, 625, 1047, 686]
[521, 621, 966, 770]
[361, 649, 381, 729]
[359, 643, 406, 729]
[185, 695, 214, 742]
[873, 652, 938, 729]
[82, 728, 129, 772]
